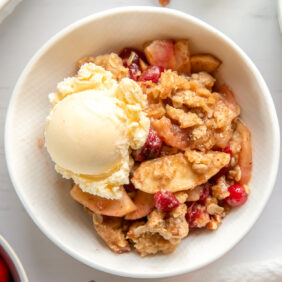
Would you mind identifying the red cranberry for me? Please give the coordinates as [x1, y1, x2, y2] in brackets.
[222, 145, 232, 156]
[224, 184, 248, 207]
[186, 204, 201, 228]
[138, 65, 164, 83]
[186, 203, 209, 228]
[119, 48, 145, 67]
[154, 190, 179, 212]
[199, 183, 211, 203]
[129, 63, 140, 81]
[133, 128, 163, 161]
[0, 258, 9, 282]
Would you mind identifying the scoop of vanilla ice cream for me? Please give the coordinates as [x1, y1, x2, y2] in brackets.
[45, 90, 130, 199]
[45, 62, 149, 199]
[45, 91, 128, 175]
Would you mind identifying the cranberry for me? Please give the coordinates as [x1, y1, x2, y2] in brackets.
[198, 183, 211, 203]
[186, 203, 209, 228]
[133, 128, 163, 161]
[129, 63, 140, 81]
[119, 48, 145, 67]
[154, 190, 179, 212]
[186, 204, 201, 228]
[224, 184, 248, 207]
[138, 65, 164, 83]
[0, 258, 9, 282]
[222, 145, 232, 156]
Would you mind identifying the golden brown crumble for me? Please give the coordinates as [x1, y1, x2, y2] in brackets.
[92, 214, 131, 254]
[66, 38, 252, 256]
[78, 53, 128, 81]
[127, 204, 188, 256]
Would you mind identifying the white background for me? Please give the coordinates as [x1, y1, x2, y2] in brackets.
[0, 0, 281, 281]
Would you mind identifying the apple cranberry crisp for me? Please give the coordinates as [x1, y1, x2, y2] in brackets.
[70, 39, 252, 256]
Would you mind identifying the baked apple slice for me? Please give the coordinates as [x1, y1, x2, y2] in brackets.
[236, 120, 252, 185]
[190, 54, 221, 73]
[125, 190, 154, 220]
[70, 185, 136, 217]
[144, 39, 176, 69]
[144, 39, 191, 74]
[216, 84, 240, 115]
[132, 151, 230, 194]
[151, 116, 190, 150]
[174, 39, 191, 75]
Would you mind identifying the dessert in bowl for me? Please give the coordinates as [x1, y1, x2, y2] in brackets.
[44, 39, 252, 256]
[5, 7, 280, 278]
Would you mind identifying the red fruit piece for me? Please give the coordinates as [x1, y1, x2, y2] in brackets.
[224, 184, 248, 207]
[186, 203, 210, 228]
[144, 39, 176, 69]
[138, 65, 164, 83]
[119, 48, 144, 67]
[133, 128, 163, 161]
[198, 183, 211, 203]
[0, 258, 9, 282]
[128, 63, 140, 81]
[154, 190, 179, 212]
[222, 145, 232, 156]
[236, 120, 252, 185]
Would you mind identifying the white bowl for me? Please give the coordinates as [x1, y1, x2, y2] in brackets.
[5, 6, 280, 278]
[0, 235, 28, 281]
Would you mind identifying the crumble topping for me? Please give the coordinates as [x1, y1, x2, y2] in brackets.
[56, 38, 252, 256]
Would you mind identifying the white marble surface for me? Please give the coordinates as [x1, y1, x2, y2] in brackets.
[0, 0, 281, 281]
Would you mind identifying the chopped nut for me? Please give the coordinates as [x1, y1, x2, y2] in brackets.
[211, 176, 230, 200]
[127, 51, 137, 66]
[205, 196, 218, 206]
[206, 220, 220, 230]
[186, 186, 202, 201]
[192, 125, 207, 140]
[228, 165, 241, 182]
[174, 191, 189, 204]
[139, 59, 148, 71]
[206, 203, 224, 215]
[206, 214, 222, 230]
